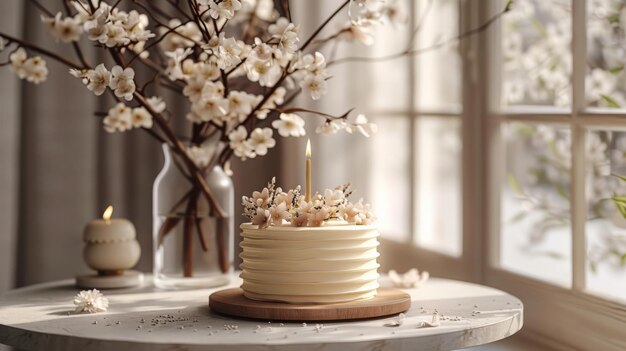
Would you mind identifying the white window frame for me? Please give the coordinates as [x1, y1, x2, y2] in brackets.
[478, 0, 626, 349]
[381, 0, 482, 283]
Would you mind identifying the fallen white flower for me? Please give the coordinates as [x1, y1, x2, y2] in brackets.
[73, 289, 109, 313]
[388, 268, 429, 288]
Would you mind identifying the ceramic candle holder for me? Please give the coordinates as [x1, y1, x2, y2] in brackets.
[76, 217, 144, 289]
[83, 219, 141, 275]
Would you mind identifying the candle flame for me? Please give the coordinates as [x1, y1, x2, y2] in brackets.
[305, 138, 311, 158]
[102, 206, 113, 221]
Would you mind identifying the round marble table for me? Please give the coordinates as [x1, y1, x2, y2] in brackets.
[0, 276, 523, 351]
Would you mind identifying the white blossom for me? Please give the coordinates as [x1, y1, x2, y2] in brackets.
[256, 87, 286, 119]
[183, 76, 207, 103]
[103, 102, 132, 133]
[250, 37, 273, 62]
[85, 63, 111, 96]
[83, 6, 110, 42]
[9, 48, 28, 78]
[147, 96, 167, 113]
[272, 113, 306, 137]
[229, 125, 247, 146]
[102, 23, 130, 47]
[123, 10, 154, 42]
[190, 96, 230, 123]
[206, 0, 242, 20]
[295, 52, 328, 78]
[21, 57, 49, 84]
[201, 80, 226, 100]
[187, 144, 215, 168]
[41, 12, 83, 43]
[315, 120, 346, 135]
[228, 91, 257, 119]
[245, 58, 282, 87]
[300, 74, 327, 100]
[248, 128, 276, 156]
[194, 59, 221, 81]
[215, 34, 244, 69]
[159, 19, 202, 51]
[268, 17, 299, 54]
[10, 49, 48, 84]
[110, 65, 136, 101]
[228, 126, 256, 160]
[190, 81, 229, 123]
[130, 107, 153, 128]
[345, 114, 378, 137]
[73, 289, 109, 313]
[165, 48, 193, 81]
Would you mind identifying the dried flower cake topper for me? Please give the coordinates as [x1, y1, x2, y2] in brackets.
[242, 177, 376, 228]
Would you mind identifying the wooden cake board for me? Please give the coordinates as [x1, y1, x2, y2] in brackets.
[209, 288, 411, 321]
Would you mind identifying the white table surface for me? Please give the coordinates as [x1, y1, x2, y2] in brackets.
[0, 275, 523, 351]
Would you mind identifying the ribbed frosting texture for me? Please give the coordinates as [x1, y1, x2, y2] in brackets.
[239, 222, 380, 304]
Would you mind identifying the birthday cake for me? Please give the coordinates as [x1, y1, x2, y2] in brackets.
[240, 179, 378, 304]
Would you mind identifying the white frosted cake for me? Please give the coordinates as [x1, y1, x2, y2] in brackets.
[239, 222, 380, 304]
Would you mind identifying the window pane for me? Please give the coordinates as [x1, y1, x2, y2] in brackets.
[414, 0, 461, 111]
[502, 0, 572, 108]
[586, 1, 626, 109]
[369, 115, 411, 241]
[585, 129, 626, 302]
[500, 122, 572, 287]
[414, 117, 462, 256]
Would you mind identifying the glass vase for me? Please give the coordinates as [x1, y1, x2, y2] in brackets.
[153, 143, 234, 289]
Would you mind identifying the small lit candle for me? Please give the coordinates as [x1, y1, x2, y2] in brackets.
[83, 206, 140, 276]
[305, 139, 312, 202]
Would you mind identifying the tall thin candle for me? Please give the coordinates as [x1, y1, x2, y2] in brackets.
[305, 139, 312, 202]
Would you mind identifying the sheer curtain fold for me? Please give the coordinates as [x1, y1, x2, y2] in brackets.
[0, 0, 22, 293]
[1, 1, 161, 290]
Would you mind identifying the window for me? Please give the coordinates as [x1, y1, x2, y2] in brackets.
[485, 0, 626, 348]
[373, 0, 468, 278]
[346, 0, 469, 280]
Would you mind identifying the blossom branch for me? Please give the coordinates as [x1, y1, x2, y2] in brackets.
[188, 0, 212, 42]
[300, 0, 350, 51]
[278, 107, 354, 120]
[329, 0, 513, 66]
[60, 0, 91, 68]
[0, 32, 81, 68]
[406, 0, 434, 51]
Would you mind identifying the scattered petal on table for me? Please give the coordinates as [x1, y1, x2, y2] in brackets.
[389, 268, 430, 288]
